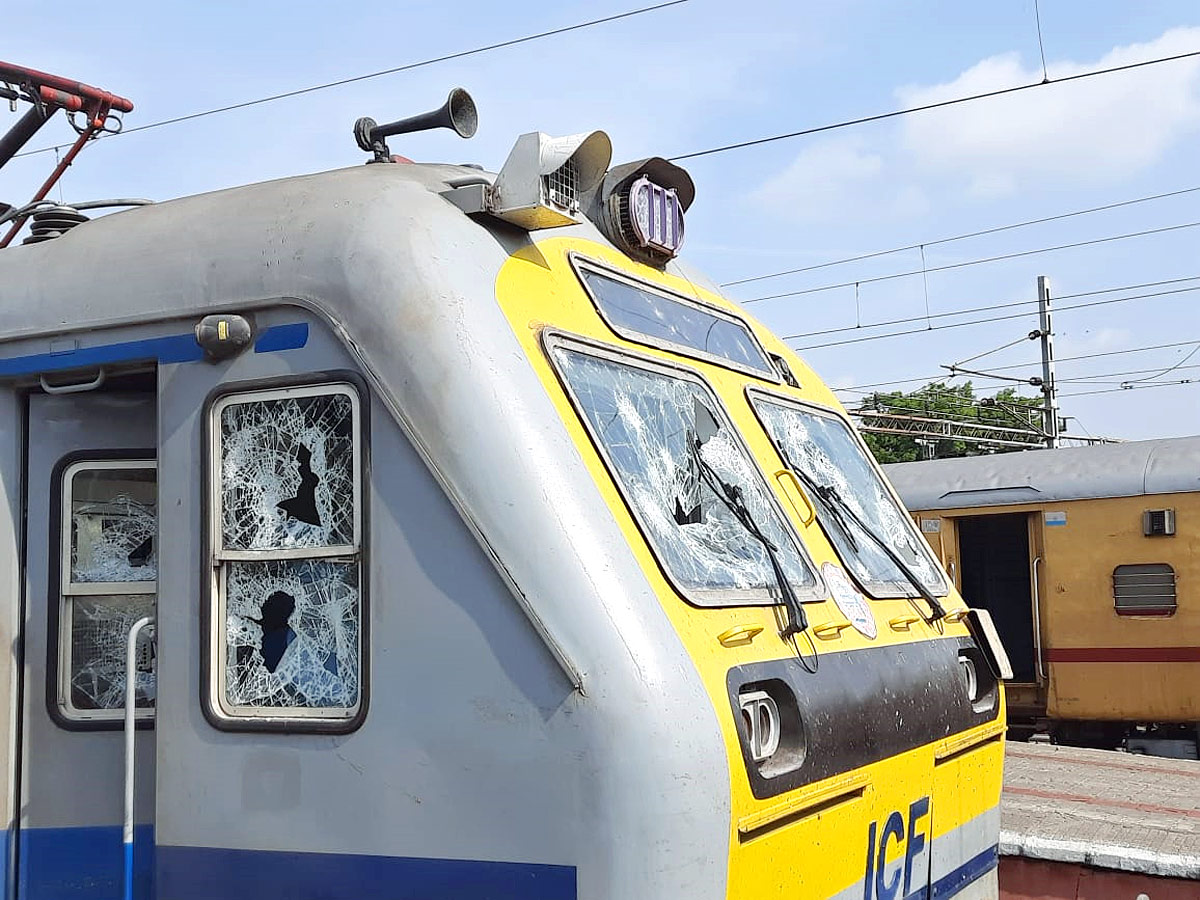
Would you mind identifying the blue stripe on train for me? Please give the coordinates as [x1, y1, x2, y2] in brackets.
[155, 845, 577, 900]
[0, 322, 309, 376]
[17, 825, 154, 900]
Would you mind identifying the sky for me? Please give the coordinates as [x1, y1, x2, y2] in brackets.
[4, 0, 1199, 440]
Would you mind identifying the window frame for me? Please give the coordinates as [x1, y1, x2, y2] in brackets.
[48, 452, 158, 730]
[569, 253, 781, 382]
[203, 375, 369, 733]
[542, 329, 824, 609]
[745, 386, 950, 599]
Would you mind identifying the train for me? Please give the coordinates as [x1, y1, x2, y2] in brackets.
[886, 437, 1200, 758]
[1, 67, 1009, 899]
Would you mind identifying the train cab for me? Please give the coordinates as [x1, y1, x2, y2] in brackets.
[0, 86, 1007, 899]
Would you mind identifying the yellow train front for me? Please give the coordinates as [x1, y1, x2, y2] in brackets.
[479, 125, 1008, 898]
[0, 97, 1006, 899]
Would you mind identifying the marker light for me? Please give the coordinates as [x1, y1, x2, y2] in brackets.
[625, 176, 684, 260]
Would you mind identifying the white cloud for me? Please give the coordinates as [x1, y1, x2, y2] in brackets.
[897, 27, 1200, 196]
[747, 135, 928, 222]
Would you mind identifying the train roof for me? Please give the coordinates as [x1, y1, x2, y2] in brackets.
[883, 436, 1200, 510]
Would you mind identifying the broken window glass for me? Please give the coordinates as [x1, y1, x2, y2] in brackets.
[753, 399, 947, 597]
[224, 560, 359, 709]
[220, 390, 355, 551]
[59, 461, 157, 721]
[212, 384, 363, 723]
[70, 468, 157, 583]
[69, 594, 156, 710]
[552, 344, 818, 604]
[579, 266, 775, 377]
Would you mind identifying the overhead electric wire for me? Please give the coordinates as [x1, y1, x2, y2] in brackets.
[745, 222, 1200, 304]
[837, 337, 1200, 393]
[720, 185, 1200, 288]
[1057, 361, 1200, 384]
[781, 274, 1200, 341]
[12, 0, 688, 158]
[670, 46, 1200, 163]
[792, 283, 1200, 351]
[1061, 378, 1197, 398]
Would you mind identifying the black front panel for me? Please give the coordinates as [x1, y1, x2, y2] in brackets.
[727, 636, 999, 799]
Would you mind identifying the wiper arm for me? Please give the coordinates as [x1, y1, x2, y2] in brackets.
[788, 466, 946, 622]
[687, 435, 810, 641]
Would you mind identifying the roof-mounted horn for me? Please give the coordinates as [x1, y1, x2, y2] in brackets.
[354, 88, 477, 163]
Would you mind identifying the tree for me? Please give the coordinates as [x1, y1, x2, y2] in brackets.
[855, 381, 1044, 463]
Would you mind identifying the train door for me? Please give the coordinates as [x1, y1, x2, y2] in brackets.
[956, 513, 1036, 683]
[17, 390, 156, 899]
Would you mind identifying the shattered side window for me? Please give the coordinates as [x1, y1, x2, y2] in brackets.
[220, 392, 355, 551]
[752, 398, 947, 598]
[210, 383, 363, 724]
[550, 341, 819, 605]
[58, 461, 157, 722]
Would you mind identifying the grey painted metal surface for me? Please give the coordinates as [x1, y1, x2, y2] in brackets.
[1000, 742, 1200, 879]
[20, 393, 157, 833]
[0, 163, 730, 896]
[883, 437, 1200, 511]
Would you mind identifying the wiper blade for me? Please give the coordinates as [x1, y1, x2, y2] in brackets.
[686, 432, 810, 641]
[788, 466, 946, 622]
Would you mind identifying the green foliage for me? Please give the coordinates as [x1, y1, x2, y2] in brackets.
[857, 381, 1043, 463]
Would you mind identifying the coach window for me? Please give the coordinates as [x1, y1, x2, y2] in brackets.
[58, 460, 157, 723]
[209, 383, 363, 727]
[1113, 563, 1176, 616]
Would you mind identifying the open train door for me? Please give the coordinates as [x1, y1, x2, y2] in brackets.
[16, 387, 157, 899]
[955, 513, 1038, 685]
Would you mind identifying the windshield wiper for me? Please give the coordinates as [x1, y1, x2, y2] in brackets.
[786, 464, 946, 623]
[684, 425, 810, 641]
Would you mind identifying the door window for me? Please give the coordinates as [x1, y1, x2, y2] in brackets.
[57, 460, 157, 722]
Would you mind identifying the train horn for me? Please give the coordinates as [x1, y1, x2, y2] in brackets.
[354, 88, 478, 162]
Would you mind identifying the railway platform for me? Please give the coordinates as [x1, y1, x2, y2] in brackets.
[999, 741, 1199, 899]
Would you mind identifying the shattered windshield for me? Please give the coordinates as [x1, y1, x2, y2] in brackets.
[753, 398, 947, 598]
[552, 342, 819, 604]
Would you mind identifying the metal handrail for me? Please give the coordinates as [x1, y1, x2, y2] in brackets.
[124, 616, 154, 900]
[1031, 557, 1045, 682]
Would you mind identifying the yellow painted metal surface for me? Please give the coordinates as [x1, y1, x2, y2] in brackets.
[912, 492, 1200, 723]
[494, 237, 1005, 898]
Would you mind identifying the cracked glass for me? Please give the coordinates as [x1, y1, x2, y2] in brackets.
[753, 398, 947, 597]
[70, 468, 157, 583]
[225, 560, 359, 709]
[212, 384, 363, 721]
[69, 594, 156, 711]
[552, 343, 818, 604]
[220, 391, 355, 551]
[60, 462, 157, 719]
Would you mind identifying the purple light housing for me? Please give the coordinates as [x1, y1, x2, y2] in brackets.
[628, 175, 685, 258]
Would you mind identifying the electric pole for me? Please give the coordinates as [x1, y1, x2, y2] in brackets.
[1037, 275, 1060, 449]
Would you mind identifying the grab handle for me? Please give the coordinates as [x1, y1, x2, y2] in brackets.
[124, 616, 154, 900]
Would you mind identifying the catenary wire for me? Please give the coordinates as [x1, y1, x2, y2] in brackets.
[669, 46, 1200, 162]
[836, 337, 1200, 392]
[1061, 378, 1197, 398]
[782, 274, 1200, 341]
[1057, 361, 1200, 384]
[791, 284, 1200, 350]
[12, 1, 689, 158]
[744, 222, 1200, 304]
[720, 185, 1200, 287]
